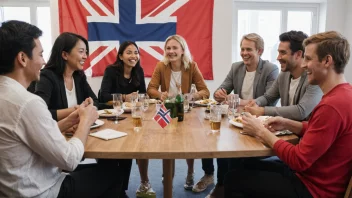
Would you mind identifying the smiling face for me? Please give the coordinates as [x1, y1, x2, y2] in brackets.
[165, 39, 184, 63]
[240, 39, 261, 67]
[277, 41, 297, 72]
[302, 43, 328, 85]
[119, 44, 139, 68]
[63, 39, 87, 71]
[24, 38, 46, 82]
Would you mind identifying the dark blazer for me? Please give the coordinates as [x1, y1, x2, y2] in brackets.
[34, 68, 98, 120]
[99, 65, 146, 103]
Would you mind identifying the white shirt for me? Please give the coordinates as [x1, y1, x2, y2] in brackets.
[241, 70, 256, 100]
[65, 78, 78, 108]
[169, 70, 182, 97]
[289, 76, 301, 105]
[0, 76, 84, 198]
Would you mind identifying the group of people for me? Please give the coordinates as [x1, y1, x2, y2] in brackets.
[0, 19, 351, 198]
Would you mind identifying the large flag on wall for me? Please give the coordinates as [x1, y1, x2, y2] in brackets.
[58, 0, 214, 79]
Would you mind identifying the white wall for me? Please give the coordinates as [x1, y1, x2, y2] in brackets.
[343, 0, 352, 84]
[48, 0, 351, 95]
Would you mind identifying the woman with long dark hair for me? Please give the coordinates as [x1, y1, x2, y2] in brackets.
[99, 41, 148, 197]
[35, 32, 98, 121]
[99, 41, 146, 103]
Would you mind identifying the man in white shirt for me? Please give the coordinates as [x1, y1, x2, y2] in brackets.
[245, 31, 323, 121]
[0, 20, 123, 198]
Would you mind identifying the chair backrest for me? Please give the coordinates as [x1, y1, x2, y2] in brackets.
[345, 176, 352, 198]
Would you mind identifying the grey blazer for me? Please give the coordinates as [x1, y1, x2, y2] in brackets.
[255, 71, 323, 121]
[216, 58, 279, 105]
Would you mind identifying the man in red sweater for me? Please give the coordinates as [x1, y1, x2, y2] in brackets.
[224, 31, 352, 197]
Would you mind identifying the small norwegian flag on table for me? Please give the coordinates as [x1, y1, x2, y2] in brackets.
[154, 105, 172, 128]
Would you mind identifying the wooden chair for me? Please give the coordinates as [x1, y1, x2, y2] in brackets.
[345, 176, 352, 198]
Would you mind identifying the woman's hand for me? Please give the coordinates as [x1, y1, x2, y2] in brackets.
[160, 91, 168, 101]
[125, 92, 137, 102]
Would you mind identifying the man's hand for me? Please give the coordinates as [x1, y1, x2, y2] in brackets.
[242, 112, 266, 137]
[78, 98, 98, 127]
[264, 117, 287, 132]
[214, 88, 227, 102]
[245, 106, 264, 116]
[242, 112, 280, 148]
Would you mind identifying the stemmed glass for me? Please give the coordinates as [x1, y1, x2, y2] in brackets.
[112, 93, 123, 124]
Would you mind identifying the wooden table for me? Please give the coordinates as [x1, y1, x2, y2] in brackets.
[85, 105, 298, 198]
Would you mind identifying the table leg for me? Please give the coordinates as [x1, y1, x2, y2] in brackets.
[163, 159, 175, 198]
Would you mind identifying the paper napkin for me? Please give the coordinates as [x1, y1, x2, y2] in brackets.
[89, 129, 127, 140]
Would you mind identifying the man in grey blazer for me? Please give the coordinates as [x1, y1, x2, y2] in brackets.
[214, 34, 279, 105]
[195, 33, 279, 198]
[245, 31, 323, 121]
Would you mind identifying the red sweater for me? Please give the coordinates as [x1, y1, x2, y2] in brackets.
[274, 83, 352, 197]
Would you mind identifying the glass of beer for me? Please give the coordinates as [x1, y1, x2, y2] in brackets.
[132, 106, 143, 132]
[210, 105, 221, 133]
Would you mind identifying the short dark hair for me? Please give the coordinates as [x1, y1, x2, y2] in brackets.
[45, 32, 89, 75]
[0, 20, 42, 75]
[112, 41, 143, 88]
[303, 31, 350, 74]
[279, 30, 308, 57]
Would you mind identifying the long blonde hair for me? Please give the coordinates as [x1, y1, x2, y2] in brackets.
[161, 34, 193, 70]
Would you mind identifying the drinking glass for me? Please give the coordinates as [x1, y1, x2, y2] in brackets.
[131, 92, 138, 104]
[183, 93, 190, 112]
[112, 93, 123, 124]
[143, 95, 149, 111]
[233, 94, 240, 117]
[226, 95, 235, 120]
[210, 104, 221, 133]
[132, 106, 143, 132]
[190, 84, 197, 109]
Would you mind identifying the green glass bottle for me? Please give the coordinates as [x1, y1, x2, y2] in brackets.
[175, 86, 184, 122]
[164, 97, 177, 118]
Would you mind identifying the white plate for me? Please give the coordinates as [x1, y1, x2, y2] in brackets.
[229, 116, 270, 128]
[91, 119, 104, 129]
[229, 119, 243, 128]
[194, 100, 217, 106]
[98, 109, 124, 117]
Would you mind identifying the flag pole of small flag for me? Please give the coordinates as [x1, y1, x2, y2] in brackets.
[153, 104, 172, 128]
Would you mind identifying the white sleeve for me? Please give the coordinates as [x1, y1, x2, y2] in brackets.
[15, 98, 84, 171]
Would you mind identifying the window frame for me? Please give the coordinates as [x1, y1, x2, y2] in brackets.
[232, 1, 320, 62]
[0, 0, 50, 26]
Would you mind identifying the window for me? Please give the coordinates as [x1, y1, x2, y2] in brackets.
[233, 2, 319, 65]
[0, 1, 51, 61]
